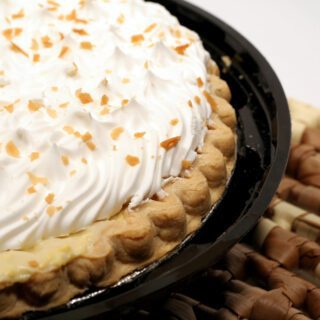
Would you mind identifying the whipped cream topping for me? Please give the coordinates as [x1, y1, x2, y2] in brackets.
[0, 0, 215, 251]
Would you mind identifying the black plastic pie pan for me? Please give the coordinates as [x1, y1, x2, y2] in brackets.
[21, 1, 290, 319]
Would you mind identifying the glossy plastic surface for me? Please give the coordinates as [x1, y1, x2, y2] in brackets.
[22, 1, 290, 319]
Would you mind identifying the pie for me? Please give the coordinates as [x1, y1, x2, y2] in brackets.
[0, 0, 236, 318]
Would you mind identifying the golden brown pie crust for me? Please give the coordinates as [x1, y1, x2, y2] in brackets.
[0, 64, 236, 318]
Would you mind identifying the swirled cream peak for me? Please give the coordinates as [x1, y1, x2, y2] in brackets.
[0, 0, 216, 251]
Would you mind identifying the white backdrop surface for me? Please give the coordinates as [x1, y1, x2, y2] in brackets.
[186, 0, 320, 107]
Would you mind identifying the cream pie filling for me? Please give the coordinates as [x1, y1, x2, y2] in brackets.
[0, 0, 217, 251]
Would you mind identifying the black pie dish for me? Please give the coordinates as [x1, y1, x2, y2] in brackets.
[21, 0, 290, 319]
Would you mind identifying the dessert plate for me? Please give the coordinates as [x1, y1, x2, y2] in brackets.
[22, 0, 290, 319]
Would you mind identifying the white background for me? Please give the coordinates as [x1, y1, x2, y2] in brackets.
[186, 0, 320, 107]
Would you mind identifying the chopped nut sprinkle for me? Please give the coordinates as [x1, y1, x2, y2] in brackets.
[10, 42, 29, 58]
[45, 193, 55, 204]
[30, 152, 40, 161]
[82, 132, 92, 142]
[170, 118, 179, 126]
[28, 100, 43, 112]
[33, 54, 40, 62]
[27, 186, 37, 194]
[131, 34, 144, 44]
[100, 107, 109, 115]
[59, 102, 69, 109]
[77, 91, 93, 104]
[174, 43, 190, 55]
[117, 14, 125, 24]
[59, 46, 69, 58]
[160, 136, 181, 150]
[6, 141, 20, 158]
[2, 28, 23, 41]
[111, 127, 124, 140]
[4, 104, 14, 113]
[41, 36, 53, 48]
[188, 100, 193, 108]
[72, 28, 88, 36]
[122, 78, 130, 84]
[197, 77, 204, 87]
[86, 141, 96, 151]
[126, 155, 140, 166]
[28, 260, 39, 268]
[144, 23, 157, 33]
[203, 90, 217, 111]
[100, 94, 109, 105]
[47, 205, 57, 216]
[182, 160, 192, 169]
[122, 99, 129, 106]
[27, 172, 48, 185]
[134, 132, 145, 139]
[63, 126, 74, 134]
[47, 109, 57, 118]
[61, 155, 69, 166]
[194, 96, 201, 105]
[81, 158, 88, 164]
[12, 9, 25, 19]
[80, 41, 93, 50]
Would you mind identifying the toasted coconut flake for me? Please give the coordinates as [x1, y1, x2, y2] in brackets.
[80, 41, 93, 50]
[45, 193, 55, 204]
[6, 141, 20, 158]
[111, 127, 124, 140]
[27, 172, 48, 185]
[72, 28, 88, 36]
[203, 90, 217, 111]
[66, 63, 78, 77]
[174, 43, 190, 55]
[188, 100, 193, 108]
[28, 100, 43, 112]
[41, 35, 53, 48]
[81, 158, 88, 164]
[70, 170, 77, 176]
[131, 34, 144, 44]
[30, 152, 40, 161]
[160, 136, 181, 150]
[61, 155, 69, 166]
[197, 77, 204, 87]
[10, 42, 29, 57]
[134, 132, 145, 138]
[170, 118, 179, 126]
[144, 23, 157, 33]
[59, 46, 69, 58]
[126, 155, 140, 166]
[182, 160, 192, 169]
